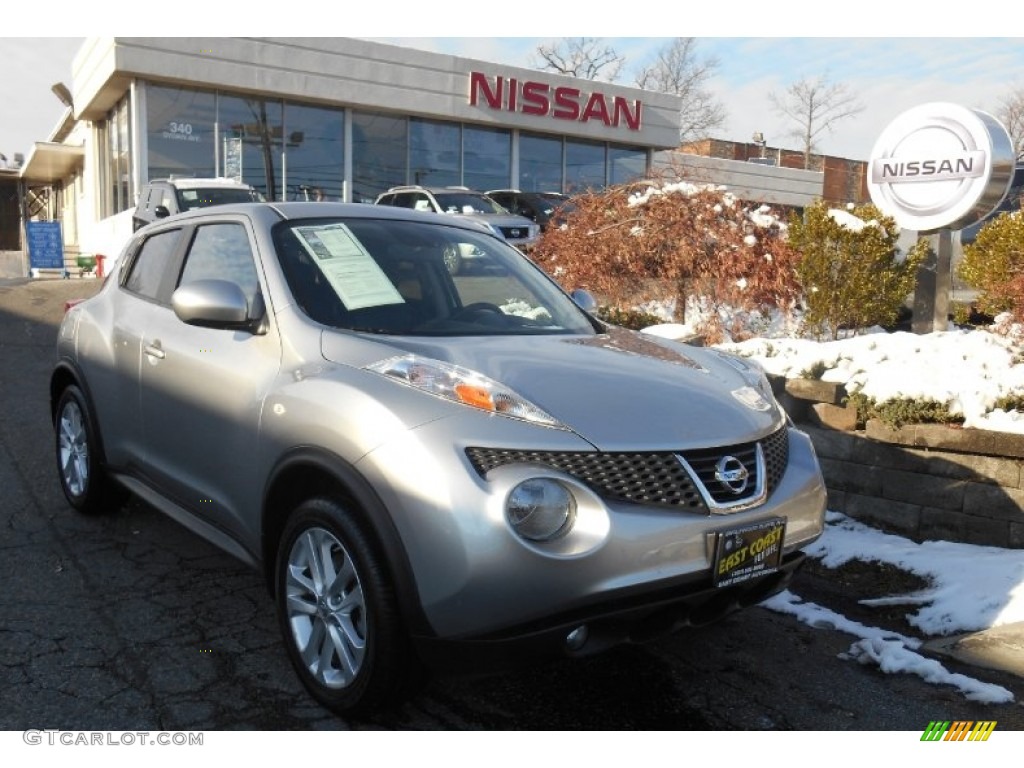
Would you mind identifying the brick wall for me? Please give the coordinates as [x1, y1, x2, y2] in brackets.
[771, 375, 1024, 549]
[804, 425, 1024, 549]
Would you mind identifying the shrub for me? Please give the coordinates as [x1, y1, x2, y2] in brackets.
[958, 210, 1024, 323]
[530, 180, 802, 343]
[799, 360, 830, 380]
[845, 392, 963, 429]
[787, 201, 927, 340]
[993, 393, 1024, 413]
[595, 306, 665, 331]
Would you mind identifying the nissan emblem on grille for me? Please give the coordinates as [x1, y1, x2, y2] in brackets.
[714, 456, 749, 495]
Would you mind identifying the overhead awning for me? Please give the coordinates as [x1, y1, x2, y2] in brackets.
[20, 142, 84, 183]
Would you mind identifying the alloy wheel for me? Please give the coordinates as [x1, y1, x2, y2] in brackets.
[284, 526, 367, 689]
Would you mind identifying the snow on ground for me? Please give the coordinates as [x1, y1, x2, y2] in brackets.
[643, 306, 1024, 703]
[769, 511, 1024, 704]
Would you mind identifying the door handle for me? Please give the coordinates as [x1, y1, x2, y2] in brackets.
[144, 340, 165, 360]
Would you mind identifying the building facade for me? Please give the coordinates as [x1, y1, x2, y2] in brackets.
[6, 38, 859, 277]
[52, 38, 682, 264]
[680, 137, 870, 207]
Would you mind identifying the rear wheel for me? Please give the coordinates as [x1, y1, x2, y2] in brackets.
[54, 385, 124, 514]
[276, 497, 415, 716]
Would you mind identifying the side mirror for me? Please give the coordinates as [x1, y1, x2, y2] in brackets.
[172, 279, 263, 333]
[570, 289, 597, 313]
[154, 205, 171, 219]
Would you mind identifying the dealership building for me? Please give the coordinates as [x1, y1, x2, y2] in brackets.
[3, 37, 833, 277]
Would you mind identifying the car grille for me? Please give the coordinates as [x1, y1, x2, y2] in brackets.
[465, 426, 789, 514]
[499, 226, 528, 240]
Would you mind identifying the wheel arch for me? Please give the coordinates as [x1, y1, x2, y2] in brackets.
[50, 361, 84, 424]
[50, 361, 111, 466]
[261, 447, 433, 637]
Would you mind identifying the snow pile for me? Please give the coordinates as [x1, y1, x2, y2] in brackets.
[764, 511, 1023, 704]
[716, 329, 1024, 433]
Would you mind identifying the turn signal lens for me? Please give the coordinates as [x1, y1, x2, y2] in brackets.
[366, 354, 565, 429]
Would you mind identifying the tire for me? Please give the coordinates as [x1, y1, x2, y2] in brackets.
[54, 385, 124, 514]
[276, 497, 414, 716]
[441, 244, 462, 275]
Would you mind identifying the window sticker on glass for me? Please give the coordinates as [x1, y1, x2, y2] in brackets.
[293, 224, 405, 311]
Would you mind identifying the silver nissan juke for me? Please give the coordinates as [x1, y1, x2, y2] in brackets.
[51, 201, 827, 716]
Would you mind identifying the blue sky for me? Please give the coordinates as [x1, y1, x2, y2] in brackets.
[2, 7, 1023, 163]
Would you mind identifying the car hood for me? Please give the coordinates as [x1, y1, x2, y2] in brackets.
[322, 327, 782, 451]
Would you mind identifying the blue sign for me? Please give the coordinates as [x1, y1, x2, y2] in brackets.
[27, 221, 65, 270]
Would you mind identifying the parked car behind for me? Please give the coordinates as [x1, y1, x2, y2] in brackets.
[52, 201, 827, 716]
[374, 185, 540, 270]
[487, 189, 577, 231]
[132, 177, 263, 231]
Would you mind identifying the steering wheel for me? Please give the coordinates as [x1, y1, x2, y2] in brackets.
[453, 302, 506, 321]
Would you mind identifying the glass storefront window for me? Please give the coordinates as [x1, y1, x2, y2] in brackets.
[463, 126, 510, 192]
[352, 112, 407, 203]
[282, 103, 345, 201]
[217, 95, 284, 200]
[609, 145, 648, 185]
[519, 133, 563, 193]
[100, 95, 134, 217]
[410, 119, 460, 188]
[565, 139, 606, 193]
[138, 84, 649, 211]
[146, 85, 216, 181]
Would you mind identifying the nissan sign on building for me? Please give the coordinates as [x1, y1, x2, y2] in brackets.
[868, 102, 1016, 232]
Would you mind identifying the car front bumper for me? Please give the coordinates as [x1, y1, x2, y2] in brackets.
[356, 417, 827, 642]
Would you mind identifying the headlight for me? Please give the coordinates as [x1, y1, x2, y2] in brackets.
[506, 479, 576, 541]
[365, 354, 566, 428]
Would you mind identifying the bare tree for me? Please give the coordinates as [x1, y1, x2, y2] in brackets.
[769, 75, 864, 168]
[997, 86, 1024, 160]
[533, 38, 624, 82]
[634, 37, 726, 144]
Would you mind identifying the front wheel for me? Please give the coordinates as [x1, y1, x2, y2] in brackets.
[276, 497, 415, 716]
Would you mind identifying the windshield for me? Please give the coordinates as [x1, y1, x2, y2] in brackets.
[176, 187, 262, 211]
[432, 192, 508, 215]
[273, 217, 596, 336]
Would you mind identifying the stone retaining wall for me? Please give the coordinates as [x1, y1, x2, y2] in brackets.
[770, 375, 1024, 549]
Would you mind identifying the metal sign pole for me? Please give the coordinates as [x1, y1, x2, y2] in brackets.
[911, 228, 952, 334]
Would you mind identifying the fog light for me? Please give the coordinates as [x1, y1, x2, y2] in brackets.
[566, 625, 589, 651]
[506, 479, 576, 541]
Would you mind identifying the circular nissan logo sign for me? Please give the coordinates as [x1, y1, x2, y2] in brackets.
[868, 102, 1015, 232]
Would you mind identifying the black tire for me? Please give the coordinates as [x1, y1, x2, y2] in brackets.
[276, 497, 414, 716]
[54, 385, 124, 514]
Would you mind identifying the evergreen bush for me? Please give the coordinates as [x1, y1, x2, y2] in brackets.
[787, 201, 927, 340]
[958, 210, 1024, 323]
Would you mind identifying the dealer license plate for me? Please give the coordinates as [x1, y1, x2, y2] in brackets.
[712, 518, 785, 587]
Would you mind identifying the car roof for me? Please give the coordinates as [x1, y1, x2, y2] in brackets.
[487, 189, 568, 198]
[382, 185, 490, 195]
[150, 177, 255, 190]
[134, 201, 506, 237]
